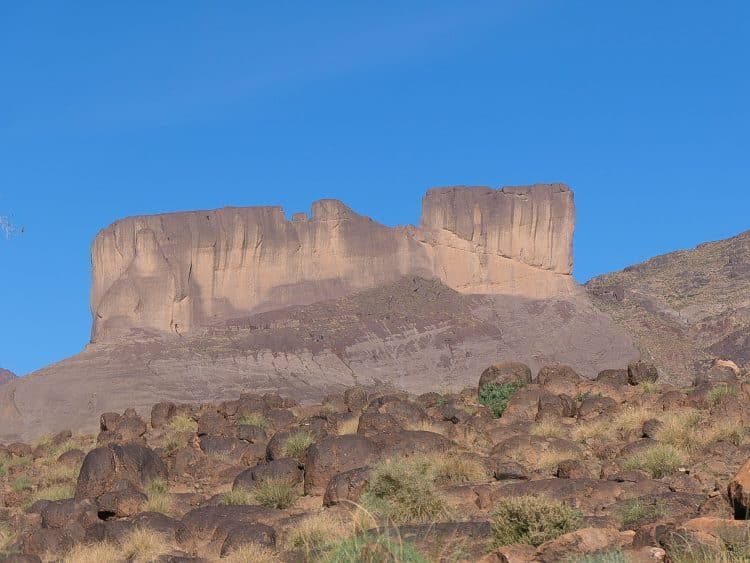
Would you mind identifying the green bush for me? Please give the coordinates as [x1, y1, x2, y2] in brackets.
[361, 457, 449, 523]
[479, 381, 525, 418]
[325, 534, 428, 563]
[491, 496, 581, 547]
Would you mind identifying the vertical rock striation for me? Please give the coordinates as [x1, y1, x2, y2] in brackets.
[91, 184, 576, 340]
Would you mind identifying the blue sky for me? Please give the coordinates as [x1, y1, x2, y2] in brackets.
[1, 1, 748, 375]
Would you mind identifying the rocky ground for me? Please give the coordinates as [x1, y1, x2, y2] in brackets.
[2, 360, 750, 562]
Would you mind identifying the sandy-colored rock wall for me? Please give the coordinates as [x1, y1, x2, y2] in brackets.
[91, 184, 576, 340]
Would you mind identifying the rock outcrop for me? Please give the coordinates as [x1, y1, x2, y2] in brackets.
[587, 228, 750, 385]
[91, 184, 575, 340]
[0, 367, 16, 385]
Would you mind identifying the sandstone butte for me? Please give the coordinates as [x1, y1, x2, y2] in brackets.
[1, 183, 641, 442]
[90, 184, 576, 339]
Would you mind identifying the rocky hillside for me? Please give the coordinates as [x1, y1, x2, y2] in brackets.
[0, 370, 15, 386]
[587, 229, 750, 386]
[2, 360, 750, 562]
[0, 278, 637, 442]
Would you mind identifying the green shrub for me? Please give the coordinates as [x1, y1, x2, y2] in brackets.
[622, 444, 686, 478]
[491, 496, 581, 547]
[282, 431, 314, 459]
[617, 498, 667, 527]
[361, 457, 449, 523]
[252, 477, 299, 509]
[144, 478, 172, 514]
[479, 381, 525, 418]
[325, 534, 428, 563]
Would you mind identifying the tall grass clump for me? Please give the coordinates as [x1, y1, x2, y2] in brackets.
[491, 496, 581, 547]
[707, 384, 739, 405]
[325, 533, 428, 563]
[622, 444, 686, 478]
[361, 457, 450, 523]
[282, 431, 314, 459]
[237, 413, 269, 429]
[285, 512, 354, 554]
[252, 477, 300, 509]
[479, 381, 525, 418]
[144, 478, 172, 514]
[223, 542, 281, 563]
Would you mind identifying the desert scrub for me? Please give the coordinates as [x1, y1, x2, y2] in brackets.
[285, 512, 354, 554]
[336, 417, 360, 435]
[11, 475, 31, 492]
[0, 520, 14, 554]
[282, 431, 314, 459]
[144, 478, 173, 514]
[361, 456, 450, 523]
[640, 381, 660, 394]
[223, 542, 281, 563]
[707, 383, 738, 405]
[479, 381, 525, 418]
[430, 452, 489, 485]
[163, 413, 198, 453]
[623, 444, 686, 478]
[575, 391, 601, 402]
[252, 477, 299, 509]
[63, 542, 121, 563]
[221, 488, 255, 506]
[666, 523, 750, 563]
[491, 496, 581, 547]
[617, 498, 667, 527]
[168, 413, 198, 433]
[237, 413, 269, 429]
[573, 406, 652, 444]
[325, 533, 428, 563]
[572, 552, 628, 563]
[531, 418, 568, 439]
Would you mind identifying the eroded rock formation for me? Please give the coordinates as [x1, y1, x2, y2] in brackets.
[0, 368, 16, 385]
[91, 184, 575, 340]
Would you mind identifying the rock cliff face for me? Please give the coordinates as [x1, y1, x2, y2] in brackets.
[0, 368, 16, 385]
[91, 185, 575, 340]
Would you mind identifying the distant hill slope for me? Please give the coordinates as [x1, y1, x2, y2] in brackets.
[0, 277, 637, 442]
[586, 229, 750, 385]
[0, 368, 16, 385]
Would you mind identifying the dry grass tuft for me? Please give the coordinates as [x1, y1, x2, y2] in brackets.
[144, 478, 173, 514]
[531, 418, 568, 440]
[223, 542, 282, 563]
[252, 477, 300, 509]
[284, 512, 355, 553]
[337, 417, 360, 435]
[237, 413, 269, 429]
[282, 431, 315, 459]
[491, 495, 581, 547]
[63, 542, 121, 563]
[405, 420, 447, 435]
[119, 528, 174, 561]
[623, 444, 686, 478]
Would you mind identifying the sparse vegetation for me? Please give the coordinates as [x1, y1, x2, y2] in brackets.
[490, 496, 582, 547]
[144, 478, 172, 514]
[282, 431, 315, 459]
[478, 381, 525, 418]
[337, 417, 360, 435]
[325, 533, 428, 563]
[623, 444, 686, 478]
[572, 552, 628, 563]
[361, 456, 450, 523]
[617, 498, 667, 527]
[120, 528, 175, 561]
[238, 413, 269, 429]
[285, 512, 354, 554]
[221, 488, 255, 506]
[252, 477, 300, 509]
[12, 475, 31, 492]
[531, 418, 568, 439]
[575, 391, 601, 402]
[168, 413, 198, 433]
[162, 413, 197, 453]
[707, 384, 738, 405]
[223, 542, 281, 563]
[27, 483, 76, 506]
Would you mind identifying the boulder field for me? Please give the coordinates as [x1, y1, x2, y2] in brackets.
[2, 360, 750, 561]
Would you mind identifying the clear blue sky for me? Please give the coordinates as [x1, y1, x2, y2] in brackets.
[1, 1, 748, 375]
